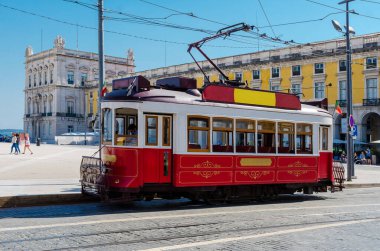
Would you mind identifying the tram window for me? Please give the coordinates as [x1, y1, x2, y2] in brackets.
[257, 121, 276, 153]
[188, 116, 210, 152]
[162, 116, 171, 146]
[236, 119, 255, 153]
[296, 124, 313, 154]
[278, 122, 295, 154]
[321, 127, 329, 150]
[102, 108, 112, 145]
[212, 118, 233, 152]
[115, 108, 137, 146]
[146, 116, 158, 146]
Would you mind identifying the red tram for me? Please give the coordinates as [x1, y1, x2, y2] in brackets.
[80, 23, 342, 202]
[80, 75, 340, 202]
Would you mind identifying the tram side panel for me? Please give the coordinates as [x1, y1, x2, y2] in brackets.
[102, 147, 142, 190]
[173, 154, 323, 188]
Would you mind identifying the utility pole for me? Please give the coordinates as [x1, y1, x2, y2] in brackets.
[98, 0, 104, 155]
[339, 0, 354, 181]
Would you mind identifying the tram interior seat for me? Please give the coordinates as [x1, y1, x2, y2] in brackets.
[236, 146, 255, 153]
[278, 147, 291, 153]
[212, 145, 233, 152]
[258, 146, 275, 153]
[188, 144, 201, 149]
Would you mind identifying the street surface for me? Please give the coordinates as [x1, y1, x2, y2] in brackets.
[1, 187, 380, 250]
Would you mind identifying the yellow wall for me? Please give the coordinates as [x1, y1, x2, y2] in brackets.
[352, 58, 365, 104]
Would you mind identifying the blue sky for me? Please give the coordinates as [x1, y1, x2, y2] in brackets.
[1, 0, 380, 129]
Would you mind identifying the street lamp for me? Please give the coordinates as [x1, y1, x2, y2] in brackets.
[331, 0, 355, 181]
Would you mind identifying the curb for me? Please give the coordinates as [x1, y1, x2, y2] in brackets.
[345, 183, 380, 189]
[0, 193, 99, 208]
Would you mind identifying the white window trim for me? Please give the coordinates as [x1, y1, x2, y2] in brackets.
[314, 82, 325, 99]
[365, 78, 378, 99]
[271, 67, 280, 78]
[252, 69, 261, 80]
[314, 63, 324, 74]
[292, 65, 301, 76]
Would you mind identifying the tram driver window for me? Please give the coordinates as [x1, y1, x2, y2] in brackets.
[320, 126, 329, 150]
[278, 122, 295, 153]
[102, 108, 112, 145]
[146, 116, 158, 146]
[212, 118, 233, 152]
[114, 108, 137, 146]
[188, 116, 210, 152]
[257, 121, 276, 153]
[236, 119, 255, 153]
[296, 124, 313, 154]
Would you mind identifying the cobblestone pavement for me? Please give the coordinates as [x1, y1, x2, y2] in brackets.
[1, 188, 380, 250]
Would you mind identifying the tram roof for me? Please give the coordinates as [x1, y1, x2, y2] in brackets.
[103, 87, 332, 117]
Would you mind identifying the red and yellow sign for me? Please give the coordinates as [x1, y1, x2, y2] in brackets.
[202, 85, 301, 110]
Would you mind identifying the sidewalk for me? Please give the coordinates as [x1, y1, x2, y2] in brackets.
[0, 142, 97, 197]
[0, 141, 379, 206]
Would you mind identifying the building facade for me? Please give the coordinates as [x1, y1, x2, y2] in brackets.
[24, 36, 135, 143]
[87, 33, 380, 147]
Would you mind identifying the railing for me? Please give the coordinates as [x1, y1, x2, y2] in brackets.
[80, 156, 104, 196]
[332, 161, 345, 192]
[336, 100, 347, 107]
[363, 98, 380, 106]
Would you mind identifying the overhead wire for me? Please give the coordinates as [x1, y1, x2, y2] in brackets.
[257, 0, 277, 37]
[0, 3, 265, 49]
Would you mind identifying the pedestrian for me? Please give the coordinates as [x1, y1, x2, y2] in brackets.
[359, 151, 366, 164]
[365, 147, 372, 165]
[23, 133, 33, 154]
[15, 133, 21, 154]
[10, 133, 17, 154]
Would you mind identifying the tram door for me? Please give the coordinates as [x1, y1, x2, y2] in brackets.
[143, 115, 172, 184]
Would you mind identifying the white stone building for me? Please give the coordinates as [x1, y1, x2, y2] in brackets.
[24, 36, 135, 143]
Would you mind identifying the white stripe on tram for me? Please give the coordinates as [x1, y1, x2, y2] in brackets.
[140, 218, 380, 251]
[1, 203, 380, 232]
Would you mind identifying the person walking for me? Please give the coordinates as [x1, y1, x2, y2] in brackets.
[15, 133, 21, 154]
[23, 133, 33, 154]
[10, 133, 17, 154]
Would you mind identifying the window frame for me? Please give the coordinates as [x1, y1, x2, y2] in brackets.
[338, 80, 347, 101]
[339, 60, 347, 72]
[296, 123, 313, 154]
[162, 116, 171, 147]
[252, 70, 260, 80]
[257, 120, 276, 154]
[187, 115, 210, 152]
[67, 71, 75, 85]
[292, 65, 301, 76]
[236, 119, 256, 153]
[320, 126, 329, 151]
[235, 72, 242, 82]
[145, 115, 158, 146]
[271, 67, 280, 78]
[212, 117, 233, 153]
[366, 57, 377, 69]
[277, 122, 295, 154]
[314, 82, 325, 99]
[314, 63, 324, 74]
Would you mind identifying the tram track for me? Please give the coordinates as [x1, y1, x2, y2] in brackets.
[15, 216, 380, 251]
[2, 209, 380, 250]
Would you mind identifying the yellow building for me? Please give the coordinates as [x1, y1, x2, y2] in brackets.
[88, 33, 380, 151]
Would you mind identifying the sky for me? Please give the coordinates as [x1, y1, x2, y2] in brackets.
[1, 0, 380, 129]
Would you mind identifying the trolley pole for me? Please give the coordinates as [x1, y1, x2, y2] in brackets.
[98, 0, 104, 156]
[339, 0, 354, 181]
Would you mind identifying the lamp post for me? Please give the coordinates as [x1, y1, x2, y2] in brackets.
[332, 0, 355, 181]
